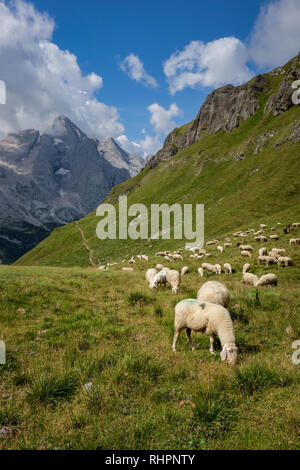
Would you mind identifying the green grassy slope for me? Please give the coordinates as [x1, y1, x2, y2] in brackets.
[16, 97, 300, 267]
[1, 233, 300, 448]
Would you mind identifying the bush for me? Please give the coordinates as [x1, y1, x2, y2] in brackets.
[127, 292, 152, 306]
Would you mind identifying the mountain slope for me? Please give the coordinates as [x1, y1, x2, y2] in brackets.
[0, 116, 143, 264]
[15, 55, 300, 267]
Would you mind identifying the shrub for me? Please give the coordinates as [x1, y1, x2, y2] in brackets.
[27, 371, 79, 405]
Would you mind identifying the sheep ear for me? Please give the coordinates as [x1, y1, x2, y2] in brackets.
[220, 345, 227, 361]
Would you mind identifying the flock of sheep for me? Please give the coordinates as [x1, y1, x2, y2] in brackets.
[96, 221, 298, 366]
[141, 221, 299, 366]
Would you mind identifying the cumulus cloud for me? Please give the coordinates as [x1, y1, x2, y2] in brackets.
[249, 0, 300, 68]
[116, 102, 182, 158]
[116, 134, 162, 158]
[0, 0, 124, 138]
[120, 53, 158, 87]
[147, 103, 181, 135]
[164, 38, 253, 94]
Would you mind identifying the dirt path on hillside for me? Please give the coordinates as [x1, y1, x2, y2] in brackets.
[75, 221, 98, 267]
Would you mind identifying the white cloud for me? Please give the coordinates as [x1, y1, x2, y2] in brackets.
[117, 101, 182, 158]
[120, 53, 158, 87]
[116, 134, 162, 159]
[249, 0, 300, 68]
[148, 103, 181, 135]
[164, 38, 253, 94]
[0, 0, 124, 138]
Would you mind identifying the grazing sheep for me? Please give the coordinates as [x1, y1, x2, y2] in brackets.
[271, 227, 275, 231]
[206, 239, 219, 246]
[258, 255, 276, 266]
[268, 251, 280, 259]
[271, 248, 285, 254]
[98, 265, 108, 271]
[146, 268, 158, 287]
[197, 281, 230, 308]
[215, 264, 222, 275]
[164, 255, 171, 262]
[141, 254, 149, 261]
[150, 270, 167, 290]
[198, 267, 204, 277]
[224, 242, 232, 248]
[255, 273, 278, 287]
[172, 299, 237, 365]
[156, 264, 164, 270]
[269, 235, 279, 241]
[254, 230, 264, 235]
[129, 257, 135, 264]
[202, 262, 217, 274]
[223, 263, 232, 274]
[239, 244, 254, 252]
[181, 266, 189, 276]
[242, 263, 251, 273]
[241, 272, 259, 286]
[205, 253, 212, 257]
[292, 223, 300, 228]
[289, 238, 300, 245]
[258, 247, 267, 256]
[283, 225, 291, 234]
[217, 246, 223, 254]
[166, 269, 181, 294]
[254, 235, 268, 242]
[277, 256, 293, 267]
[241, 250, 252, 258]
[172, 253, 183, 260]
[122, 267, 134, 272]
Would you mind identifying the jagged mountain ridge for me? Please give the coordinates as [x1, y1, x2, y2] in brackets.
[0, 116, 143, 263]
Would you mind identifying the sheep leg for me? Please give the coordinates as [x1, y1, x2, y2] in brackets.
[186, 328, 195, 351]
[209, 335, 215, 355]
[172, 328, 181, 352]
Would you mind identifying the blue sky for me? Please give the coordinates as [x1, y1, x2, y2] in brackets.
[0, 0, 300, 156]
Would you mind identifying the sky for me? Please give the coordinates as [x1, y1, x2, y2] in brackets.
[0, 0, 300, 157]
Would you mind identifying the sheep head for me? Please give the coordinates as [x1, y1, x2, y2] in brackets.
[220, 343, 238, 366]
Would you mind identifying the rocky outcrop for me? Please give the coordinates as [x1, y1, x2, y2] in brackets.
[187, 75, 268, 145]
[0, 116, 143, 263]
[96, 137, 143, 177]
[147, 53, 300, 169]
[264, 53, 300, 116]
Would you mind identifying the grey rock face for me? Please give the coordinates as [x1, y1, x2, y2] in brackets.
[0, 116, 143, 263]
[187, 75, 268, 144]
[96, 137, 143, 178]
[264, 53, 300, 116]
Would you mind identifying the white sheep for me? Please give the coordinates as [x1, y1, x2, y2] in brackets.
[156, 264, 164, 270]
[241, 250, 252, 258]
[224, 243, 232, 248]
[172, 299, 237, 365]
[241, 272, 259, 286]
[258, 247, 267, 256]
[122, 267, 134, 272]
[141, 254, 149, 261]
[129, 257, 135, 264]
[289, 238, 300, 245]
[181, 266, 189, 276]
[239, 244, 254, 251]
[202, 262, 217, 274]
[269, 235, 279, 241]
[223, 263, 232, 274]
[164, 255, 171, 262]
[292, 223, 300, 227]
[255, 273, 278, 287]
[166, 269, 181, 294]
[146, 268, 158, 288]
[206, 239, 219, 246]
[172, 253, 183, 260]
[197, 281, 230, 308]
[215, 264, 222, 275]
[277, 256, 293, 267]
[217, 246, 223, 254]
[242, 263, 251, 273]
[198, 267, 204, 277]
